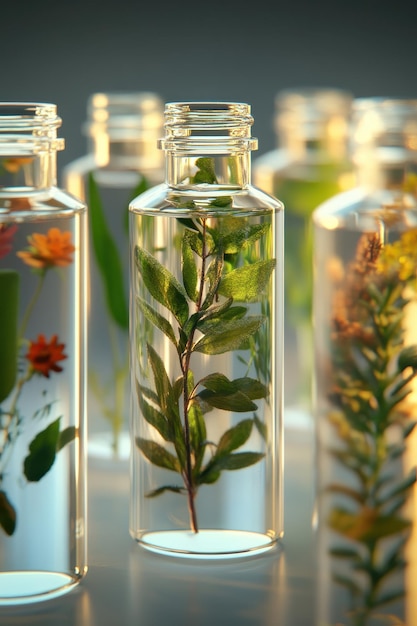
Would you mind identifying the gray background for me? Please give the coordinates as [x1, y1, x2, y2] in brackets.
[2, 0, 417, 170]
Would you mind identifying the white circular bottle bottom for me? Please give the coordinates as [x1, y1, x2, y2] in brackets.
[0, 571, 81, 605]
[138, 529, 277, 559]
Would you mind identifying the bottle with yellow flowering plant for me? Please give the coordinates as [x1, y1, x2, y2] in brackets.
[0, 103, 87, 604]
[313, 99, 417, 626]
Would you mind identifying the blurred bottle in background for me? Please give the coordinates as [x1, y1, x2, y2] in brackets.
[253, 88, 354, 422]
[313, 97, 417, 626]
[63, 92, 165, 460]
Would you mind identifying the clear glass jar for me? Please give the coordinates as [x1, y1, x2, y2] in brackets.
[129, 102, 284, 558]
[313, 98, 417, 625]
[0, 103, 87, 603]
[253, 88, 354, 420]
[62, 92, 165, 460]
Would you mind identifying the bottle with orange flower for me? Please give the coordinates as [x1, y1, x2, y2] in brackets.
[62, 92, 164, 460]
[0, 103, 87, 604]
[313, 99, 417, 626]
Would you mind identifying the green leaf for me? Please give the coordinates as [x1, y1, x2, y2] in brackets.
[216, 419, 253, 455]
[215, 451, 264, 470]
[373, 589, 406, 608]
[137, 296, 177, 346]
[378, 470, 416, 505]
[203, 254, 224, 308]
[197, 372, 234, 393]
[254, 415, 268, 441]
[176, 217, 200, 232]
[220, 223, 271, 254]
[209, 196, 232, 208]
[188, 399, 207, 472]
[194, 316, 265, 355]
[197, 299, 244, 325]
[398, 345, 417, 371]
[404, 420, 417, 438]
[147, 344, 186, 469]
[332, 574, 362, 595]
[0, 270, 19, 403]
[57, 426, 76, 451]
[198, 389, 257, 412]
[136, 379, 173, 441]
[218, 259, 276, 302]
[135, 246, 189, 325]
[88, 173, 129, 329]
[136, 438, 181, 473]
[147, 344, 174, 416]
[192, 157, 217, 184]
[0, 490, 16, 536]
[328, 507, 412, 542]
[233, 377, 268, 399]
[325, 483, 366, 504]
[23, 418, 61, 482]
[182, 231, 198, 301]
[198, 468, 221, 485]
[146, 485, 185, 498]
[329, 546, 361, 560]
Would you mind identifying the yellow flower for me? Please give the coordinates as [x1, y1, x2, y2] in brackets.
[17, 227, 75, 269]
[376, 228, 417, 283]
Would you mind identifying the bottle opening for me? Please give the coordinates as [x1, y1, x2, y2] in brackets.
[158, 102, 258, 154]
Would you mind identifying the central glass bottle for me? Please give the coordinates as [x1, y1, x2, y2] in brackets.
[129, 102, 284, 558]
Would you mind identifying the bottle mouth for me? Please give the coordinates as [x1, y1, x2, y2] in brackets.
[84, 92, 164, 140]
[158, 102, 258, 154]
[0, 103, 64, 154]
[352, 98, 417, 155]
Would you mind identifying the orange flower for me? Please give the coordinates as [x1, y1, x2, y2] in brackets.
[26, 334, 67, 378]
[0, 224, 18, 259]
[2, 157, 34, 174]
[17, 227, 75, 269]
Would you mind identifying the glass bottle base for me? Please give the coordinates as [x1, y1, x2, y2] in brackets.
[0, 571, 84, 605]
[136, 529, 278, 559]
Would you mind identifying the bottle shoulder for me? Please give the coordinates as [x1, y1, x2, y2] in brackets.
[0, 186, 86, 218]
[313, 186, 417, 230]
[129, 183, 284, 216]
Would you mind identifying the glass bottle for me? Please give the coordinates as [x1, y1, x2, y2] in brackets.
[129, 102, 284, 558]
[62, 92, 165, 460]
[313, 98, 417, 626]
[0, 103, 87, 603]
[253, 88, 354, 420]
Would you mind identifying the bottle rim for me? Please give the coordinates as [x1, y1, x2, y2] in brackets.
[158, 102, 258, 154]
[84, 92, 164, 138]
[0, 102, 64, 153]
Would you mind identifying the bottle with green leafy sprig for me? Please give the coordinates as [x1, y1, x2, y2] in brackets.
[129, 102, 284, 558]
[313, 98, 417, 626]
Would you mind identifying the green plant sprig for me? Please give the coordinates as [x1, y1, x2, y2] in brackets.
[325, 232, 417, 625]
[88, 173, 150, 454]
[134, 186, 275, 532]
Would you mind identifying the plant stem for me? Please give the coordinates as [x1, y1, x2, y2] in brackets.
[19, 270, 46, 339]
[181, 219, 209, 533]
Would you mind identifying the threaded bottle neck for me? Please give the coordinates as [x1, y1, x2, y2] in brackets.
[159, 103, 257, 188]
[352, 98, 417, 191]
[0, 103, 63, 191]
[274, 88, 352, 160]
[84, 92, 165, 169]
